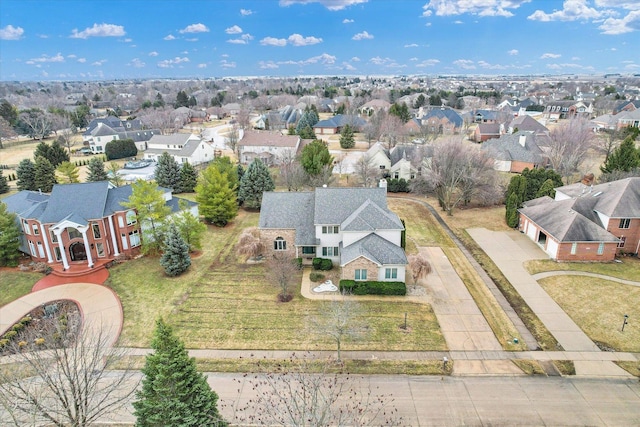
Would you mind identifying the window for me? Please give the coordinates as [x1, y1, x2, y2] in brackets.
[618, 236, 626, 248]
[322, 226, 339, 234]
[322, 247, 339, 257]
[37, 242, 44, 258]
[597, 242, 605, 255]
[385, 268, 398, 280]
[571, 243, 577, 255]
[23, 220, 31, 235]
[274, 237, 286, 251]
[126, 210, 137, 226]
[92, 223, 101, 239]
[129, 230, 141, 247]
[96, 242, 105, 257]
[118, 216, 124, 228]
[355, 269, 367, 281]
[33, 224, 40, 235]
[28, 241, 36, 256]
[50, 231, 58, 243]
[302, 247, 316, 255]
[619, 218, 631, 229]
[54, 247, 61, 261]
[68, 228, 81, 240]
[121, 233, 129, 250]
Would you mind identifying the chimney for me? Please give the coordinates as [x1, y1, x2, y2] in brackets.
[518, 134, 526, 147]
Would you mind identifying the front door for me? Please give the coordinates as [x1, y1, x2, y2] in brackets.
[69, 241, 87, 261]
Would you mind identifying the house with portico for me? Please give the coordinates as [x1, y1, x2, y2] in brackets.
[259, 187, 407, 282]
[3, 182, 196, 274]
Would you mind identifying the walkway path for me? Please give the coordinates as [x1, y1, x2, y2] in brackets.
[532, 270, 640, 287]
[467, 227, 633, 377]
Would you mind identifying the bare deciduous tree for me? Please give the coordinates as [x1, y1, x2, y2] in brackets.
[236, 103, 252, 131]
[229, 354, 401, 426]
[0, 318, 138, 427]
[545, 117, 596, 183]
[408, 253, 432, 285]
[19, 110, 53, 140]
[138, 107, 175, 135]
[236, 226, 264, 261]
[0, 116, 17, 149]
[265, 252, 300, 302]
[225, 124, 240, 158]
[378, 113, 405, 150]
[309, 296, 367, 361]
[354, 153, 379, 187]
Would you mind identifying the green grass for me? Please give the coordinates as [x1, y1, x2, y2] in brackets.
[525, 257, 640, 282]
[538, 275, 640, 352]
[0, 270, 41, 307]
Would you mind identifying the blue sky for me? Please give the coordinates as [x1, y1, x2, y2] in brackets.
[1, 0, 638, 81]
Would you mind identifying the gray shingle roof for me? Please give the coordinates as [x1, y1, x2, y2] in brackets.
[341, 199, 403, 232]
[313, 114, 367, 130]
[314, 187, 387, 225]
[39, 182, 112, 224]
[340, 233, 407, 266]
[422, 108, 463, 127]
[481, 131, 544, 164]
[259, 191, 317, 245]
[556, 177, 640, 218]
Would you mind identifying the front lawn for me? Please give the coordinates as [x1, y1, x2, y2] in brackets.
[537, 275, 640, 352]
[525, 257, 640, 282]
[0, 270, 41, 307]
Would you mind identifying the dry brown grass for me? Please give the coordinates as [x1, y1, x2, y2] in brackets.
[512, 359, 545, 375]
[524, 257, 640, 282]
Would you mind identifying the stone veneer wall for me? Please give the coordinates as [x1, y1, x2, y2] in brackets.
[259, 228, 297, 259]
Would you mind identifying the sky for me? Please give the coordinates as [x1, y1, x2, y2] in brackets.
[0, 0, 639, 81]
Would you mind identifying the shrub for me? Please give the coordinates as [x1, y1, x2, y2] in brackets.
[312, 257, 333, 271]
[339, 280, 406, 296]
[34, 337, 46, 345]
[295, 257, 303, 269]
[387, 178, 410, 193]
[105, 138, 138, 160]
[12, 322, 24, 332]
[2, 330, 17, 340]
[309, 271, 325, 282]
[20, 316, 32, 325]
[18, 340, 27, 348]
[0, 338, 8, 348]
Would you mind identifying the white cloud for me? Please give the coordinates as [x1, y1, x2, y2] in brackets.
[454, 20, 463, 24]
[540, 52, 561, 59]
[599, 10, 640, 34]
[179, 23, 209, 34]
[0, 24, 24, 40]
[259, 60, 279, 69]
[453, 59, 476, 69]
[572, 56, 581, 60]
[77, 58, 87, 63]
[547, 63, 587, 70]
[343, 18, 354, 23]
[351, 56, 360, 61]
[198, 63, 207, 68]
[416, 59, 440, 67]
[302, 53, 336, 65]
[67, 54, 77, 58]
[124, 38, 132, 43]
[261, 36, 287, 46]
[164, 34, 176, 41]
[425, 22, 432, 27]
[149, 51, 159, 56]
[129, 58, 145, 68]
[220, 59, 236, 68]
[157, 57, 190, 68]
[288, 33, 323, 46]
[528, 0, 606, 22]
[227, 34, 254, 44]
[477, 60, 506, 70]
[369, 56, 404, 68]
[404, 43, 419, 48]
[70, 23, 125, 39]
[185, 38, 198, 42]
[38, 34, 49, 39]
[422, 0, 530, 18]
[91, 59, 107, 66]
[352, 31, 373, 40]
[342, 62, 356, 71]
[240, 9, 254, 16]
[410, 57, 418, 61]
[508, 49, 519, 55]
[26, 53, 65, 64]
[225, 25, 243, 34]
[279, 0, 369, 11]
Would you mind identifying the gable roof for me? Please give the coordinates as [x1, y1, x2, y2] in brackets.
[313, 114, 367, 129]
[477, 123, 501, 135]
[240, 130, 300, 148]
[555, 177, 640, 219]
[341, 199, 403, 232]
[259, 191, 317, 246]
[508, 115, 549, 133]
[340, 233, 407, 266]
[421, 108, 463, 127]
[481, 131, 545, 164]
[314, 187, 388, 225]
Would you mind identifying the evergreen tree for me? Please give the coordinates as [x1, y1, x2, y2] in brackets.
[160, 224, 191, 276]
[33, 156, 57, 193]
[173, 204, 206, 251]
[238, 158, 275, 209]
[123, 180, 171, 254]
[521, 168, 562, 201]
[16, 158, 36, 191]
[298, 125, 316, 140]
[153, 93, 165, 108]
[196, 164, 238, 226]
[535, 179, 556, 199]
[0, 202, 21, 267]
[55, 161, 80, 184]
[295, 112, 310, 134]
[175, 90, 189, 108]
[178, 161, 198, 193]
[155, 152, 181, 191]
[389, 102, 411, 123]
[339, 124, 355, 149]
[300, 140, 333, 176]
[600, 136, 640, 174]
[505, 192, 520, 228]
[0, 169, 9, 194]
[211, 156, 239, 191]
[133, 318, 226, 427]
[34, 140, 69, 167]
[86, 157, 109, 182]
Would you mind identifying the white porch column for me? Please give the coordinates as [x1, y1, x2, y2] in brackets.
[108, 215, 120, 256]
[54, 229, 69, 270]
[40, 225, 53, 263]
[81, 228, 94, 268]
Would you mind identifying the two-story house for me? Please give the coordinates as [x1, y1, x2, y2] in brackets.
[518, 177, 640, 261]
[238, 130, 301, 166]
[143, 133, 214, 166]
[259, 187, 407, 282]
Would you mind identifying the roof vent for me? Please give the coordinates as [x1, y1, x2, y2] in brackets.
[592, 191, 602, 197]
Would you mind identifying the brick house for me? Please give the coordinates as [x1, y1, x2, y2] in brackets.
[3, 182, 196, 273]
[473, 123, 502, 142]
[417, 107, 463, 135]
[481, 131, 546, 173]
[259, 187, 407, 282]
[518, 177, 640, 261]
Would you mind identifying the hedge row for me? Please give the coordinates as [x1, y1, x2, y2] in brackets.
[312, 257, 333, 271]
[339, 280, 406, 296]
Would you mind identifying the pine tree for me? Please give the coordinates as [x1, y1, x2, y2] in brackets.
[196, 164, 238, 226]
[160, 224, 191, 276]
[34, 140, 69, 167]
[34, 156, 57, 193]
[173, 204, 206, 251]
[133, 318, 227, 427]
[295, 111, 310, 134]
[55, 161, 80, 184]
[16, 159, 36, 191]
[0, 202, 21, 267]
[339, 124, 355, 149]
[155, 152, 181, 190]
[123, 180, 171, 254]
[86, 157, 109, 182]
[0, 169, 9, 194]
[600, 136, 640, 174]
[505, 192, 520, 228]
[178, 161, 198, 193]
[238, 158, 275, 209]
[535, 178, 556, 199]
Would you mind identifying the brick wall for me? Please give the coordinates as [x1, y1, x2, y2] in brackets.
[555, 242, 618, 262]
[510, 161, 536, 173]
[607, 218, 640, 255]
[341, 256, 377, 281]
[259, 228, 297, 259]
